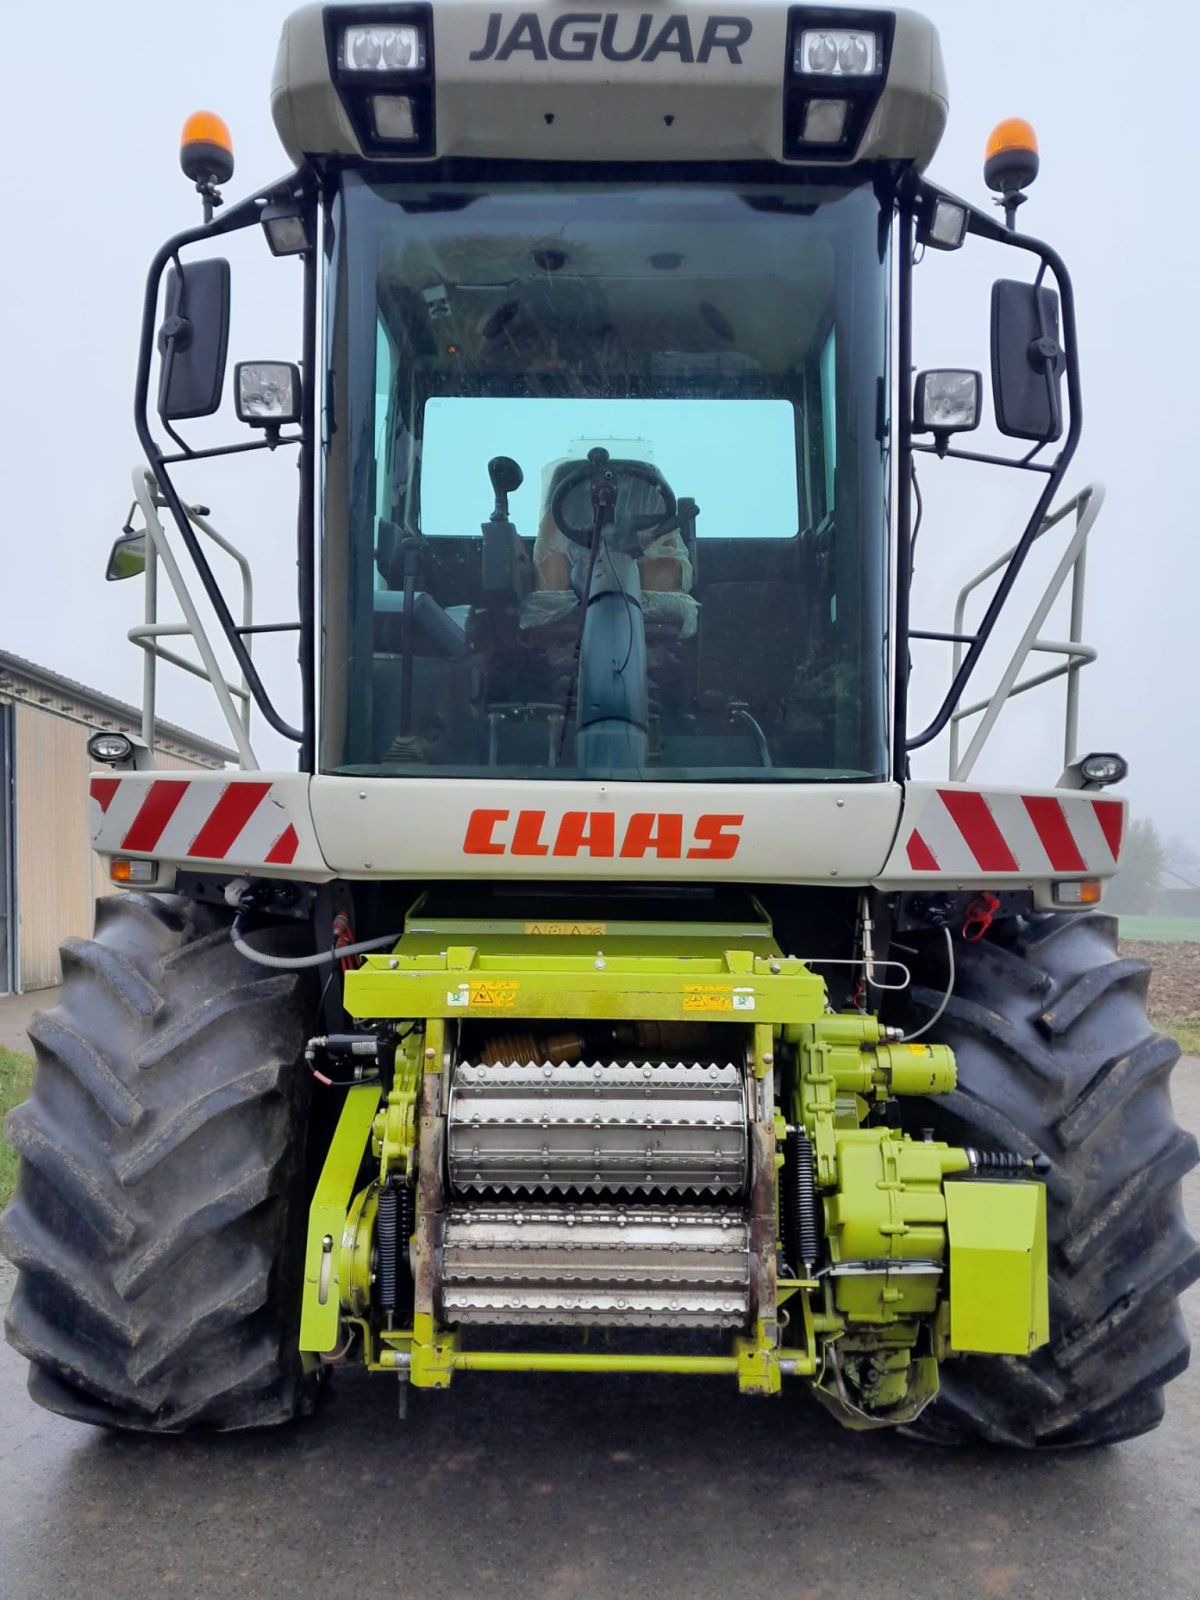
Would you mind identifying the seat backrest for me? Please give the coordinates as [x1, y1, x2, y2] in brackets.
[697, 581, 805, 707]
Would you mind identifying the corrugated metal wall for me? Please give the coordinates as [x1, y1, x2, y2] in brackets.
[8, 706, 219, 992]
[14, 704, 93, 991]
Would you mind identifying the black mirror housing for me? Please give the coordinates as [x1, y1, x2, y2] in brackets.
[157, 258, 231, 422]
[106, 530, 147, 581]
[991, 278, 1064, 442]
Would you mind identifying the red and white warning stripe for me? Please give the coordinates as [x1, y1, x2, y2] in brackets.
[896, 785, 1124, 879]
[90, 776, 304, 867]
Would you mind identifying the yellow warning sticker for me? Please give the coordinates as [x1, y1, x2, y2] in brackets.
[524, 921, 607, 937]
[682, 983, 734, 1013]
[468, 980, 519, 1009]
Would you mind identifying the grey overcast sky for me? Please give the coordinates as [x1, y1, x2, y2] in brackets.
[1, 0, 1197, 847]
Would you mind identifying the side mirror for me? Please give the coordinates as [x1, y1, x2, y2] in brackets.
[157, 258, 231, 422]
[991, 279, 1064, 442]
[106, 530, 147, 581]
[913, 369, 981, 446]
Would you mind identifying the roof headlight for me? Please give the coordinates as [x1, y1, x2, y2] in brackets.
[797, 28, 880, 76]
[341, 23, 423, 72]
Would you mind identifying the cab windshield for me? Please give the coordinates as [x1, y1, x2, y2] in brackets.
[323, 173, 892, 781]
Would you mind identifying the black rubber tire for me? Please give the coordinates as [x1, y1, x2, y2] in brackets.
[1, 893, 317, 1432]
[892, 911, 1199, 1448]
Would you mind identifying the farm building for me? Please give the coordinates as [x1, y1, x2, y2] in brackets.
[0, 651, 231, 993]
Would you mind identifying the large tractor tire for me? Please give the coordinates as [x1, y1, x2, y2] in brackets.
[895, 911, 1199, 1448]
[1, 892, 316, 1432]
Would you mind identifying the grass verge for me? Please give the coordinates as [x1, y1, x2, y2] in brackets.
[0, 1046, 33, 1210]
[1157, 1015, 1200, 1059]
[1120, 916, 1200, 944]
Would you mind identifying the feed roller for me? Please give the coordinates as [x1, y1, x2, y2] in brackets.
[440, 1204, 750, 1329]
[447, 1059, 748, 1196]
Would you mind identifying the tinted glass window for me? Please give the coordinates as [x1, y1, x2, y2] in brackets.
[323, 177, 892, 782]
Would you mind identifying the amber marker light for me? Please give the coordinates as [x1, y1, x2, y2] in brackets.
[1052, 879, 1102, 907]
[110, 858, 157, 886]
[984, 117, 1039, 228]
[180, 110, 234, 188]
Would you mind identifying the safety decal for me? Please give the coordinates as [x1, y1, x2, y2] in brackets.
[682, 984, 734, 1013]
[447, 981, 520, 1009]
[89, 776, 299, 866]
[524, 921, 607, 936]
[901, 789, 1123, 877]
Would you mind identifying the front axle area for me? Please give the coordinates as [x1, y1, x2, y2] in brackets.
[298, 895, 1047, 1426]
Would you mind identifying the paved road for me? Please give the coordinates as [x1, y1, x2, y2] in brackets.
[0, 987, 59, 1054]
[1, 1058, 1197, 1600]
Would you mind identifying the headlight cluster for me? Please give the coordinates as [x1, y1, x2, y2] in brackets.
[325, 5, 435, 157]
[785, 8, 894, 159]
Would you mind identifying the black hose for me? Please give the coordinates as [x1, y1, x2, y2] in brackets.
[786, 1129, 819, 1274]
[376, 1184, 399, 1312]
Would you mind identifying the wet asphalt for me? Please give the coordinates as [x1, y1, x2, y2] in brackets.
[1, 1065, 1197, 1600]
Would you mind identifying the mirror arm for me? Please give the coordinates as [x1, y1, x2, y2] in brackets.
[133, 171, 313, 750]
[902, 182, 1083, 755]
[910, 441, 1055, 474]
[158, 435, 303, 466]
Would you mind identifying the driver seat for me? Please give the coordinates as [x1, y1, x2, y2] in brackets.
[522, 456, 698, 638]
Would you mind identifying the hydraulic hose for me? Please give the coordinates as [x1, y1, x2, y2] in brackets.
[896, 925, 956, 1043]
[232, 928, 402, 969]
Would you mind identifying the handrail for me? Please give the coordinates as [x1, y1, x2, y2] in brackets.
[130, 468, 259, 769]
[945, 483, 1103, 781]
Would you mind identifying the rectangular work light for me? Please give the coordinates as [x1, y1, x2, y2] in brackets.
[235, 362, 302, 428]
[339, 22, 424, 71]
[795, 28, 881, 76]
[914, 370, 982, 435]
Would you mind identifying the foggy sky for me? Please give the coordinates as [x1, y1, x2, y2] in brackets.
[1, 0, 1196, 850]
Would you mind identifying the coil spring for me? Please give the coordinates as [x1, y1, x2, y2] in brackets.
[786, 1129, 819, 1274]
[969, 1148, 1048, 1175]
[376, 1185, 399, 1311]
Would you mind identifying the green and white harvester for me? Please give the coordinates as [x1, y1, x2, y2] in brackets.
[3, 0, 1195, 1446]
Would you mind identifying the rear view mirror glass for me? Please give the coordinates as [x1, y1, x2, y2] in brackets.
[991, 278, 1064, 442]
[106, 530, 147, 581]
[157, 258, 230, 422]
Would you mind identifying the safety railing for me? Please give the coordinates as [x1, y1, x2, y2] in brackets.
[943, 483, 1103, 781]
[129, 468, 257, 769]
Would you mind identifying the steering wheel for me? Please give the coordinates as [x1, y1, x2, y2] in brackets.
[549, 449, 678, 551]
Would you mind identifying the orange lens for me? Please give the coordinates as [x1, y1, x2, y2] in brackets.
[110, 858, 132, 884]
[181, 110, 233, 156]
[986, 117, 1038, 160]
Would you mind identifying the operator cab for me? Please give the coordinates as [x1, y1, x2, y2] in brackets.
[323, 177, 890, 784]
